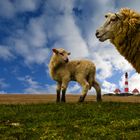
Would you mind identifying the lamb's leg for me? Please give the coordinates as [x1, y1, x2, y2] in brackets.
[61, 82, 68, 102]
[78, 80, 89, 102]
[93, 81, 102, 102]
[56, 82, 61, 102]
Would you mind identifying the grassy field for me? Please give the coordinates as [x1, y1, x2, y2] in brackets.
[0, 95, 140, 139]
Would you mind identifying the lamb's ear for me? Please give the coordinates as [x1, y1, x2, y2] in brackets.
[68, 52, 71, 55]
[52, 48, 58, 54]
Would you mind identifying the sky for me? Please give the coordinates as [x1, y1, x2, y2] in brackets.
[0, 0, 140, 94]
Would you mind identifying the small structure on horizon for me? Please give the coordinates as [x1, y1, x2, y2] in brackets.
[132, 88, 139, 95]
[114, 88, 121, 94]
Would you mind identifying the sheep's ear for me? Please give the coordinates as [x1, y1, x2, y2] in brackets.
[68, 52, 71, 55]
[52, 48, 58, 54]
[115, 13, 123, 20]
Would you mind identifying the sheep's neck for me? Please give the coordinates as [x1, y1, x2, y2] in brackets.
[49, 56, 66, 80]
[111, 27, 140, 73]
[51, 62, 65, 73]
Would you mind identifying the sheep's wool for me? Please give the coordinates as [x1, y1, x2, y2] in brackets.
[110, 8, 140, 73]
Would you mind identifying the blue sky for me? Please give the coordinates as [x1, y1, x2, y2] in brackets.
[0, 0, 140, 94]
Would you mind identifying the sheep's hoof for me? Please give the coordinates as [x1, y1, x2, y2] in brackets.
[78, 96, 85, 102]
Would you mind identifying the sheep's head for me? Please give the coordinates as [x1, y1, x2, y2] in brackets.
[96, 12, 123, 42]
[96, 8, 140, 42]
[52, 48, 71, 63]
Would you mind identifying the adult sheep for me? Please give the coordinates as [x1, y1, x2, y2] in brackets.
[96, 8, 140, 73]
[49, 48, 102, 102]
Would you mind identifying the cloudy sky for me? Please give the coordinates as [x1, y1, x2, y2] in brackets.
[0, 0, 140, 94]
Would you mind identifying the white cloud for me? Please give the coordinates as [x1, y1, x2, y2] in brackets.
[45, 84, 56, 94]
[25, 18, 47, 48]
[13, 17, 49, 65]
[0, 45, 14, 60]
[67, 83, 81, 93]
[54, 15, 89, 59]
[14, 0, 40, 12]
[42, 0, 89, 59]
[24, 77, 43, 94]
[14, 39, 49, 65]
[0, 79, 9, 89]
[91, 43, 133, 80]
[92, 50, 113, 80]
[45, 0, 74, 15]
[17, 75, 57, 94]
[18, 76, 47, 94]
[102, 80, 117, 93]
[45, 15, 89, 59]
[0, 0, 40, 18]
[129, 73, 140, 92]
[0, 1, 49, 65]
[0, 0, 15, 18]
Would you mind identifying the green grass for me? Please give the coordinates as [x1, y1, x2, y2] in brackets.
[0, 102, 140, 140]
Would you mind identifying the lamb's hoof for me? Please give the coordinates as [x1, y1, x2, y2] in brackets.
[56, 100, 60, 103]
[61, 101, 66, 103]
[61, 100, 66, 103]
[97, 98, 102, 102]
[61, 98, 66, 103]
[56, 96, 60, 103]
[78, 96, 84, 102]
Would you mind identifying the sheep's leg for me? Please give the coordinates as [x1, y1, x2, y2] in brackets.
[93, 81, 102, 102]
[56, 82, 61, 102]
[78, 80, 89, 102]
[61, 82, 68, 102]
[79, 94, 87, 102]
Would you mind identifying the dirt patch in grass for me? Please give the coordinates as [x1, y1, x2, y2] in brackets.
[0, 94, 140, 104]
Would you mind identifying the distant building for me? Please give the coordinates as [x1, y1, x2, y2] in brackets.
[132, 88, 139, 95]
[114, 88, 121, 94]
[124, 72, 129, 93]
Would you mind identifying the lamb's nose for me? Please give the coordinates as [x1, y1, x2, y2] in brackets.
[95, 30, 99, 37]
[65, 58, 69, 63]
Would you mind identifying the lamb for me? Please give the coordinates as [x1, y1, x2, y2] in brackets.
[49, 48, 102, 102]
[96, 8, 140, 73]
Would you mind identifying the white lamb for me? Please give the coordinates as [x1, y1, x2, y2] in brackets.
[49, 48, 102, 102]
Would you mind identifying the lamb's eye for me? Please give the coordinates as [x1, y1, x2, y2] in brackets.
[60, 53, 64, 56]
